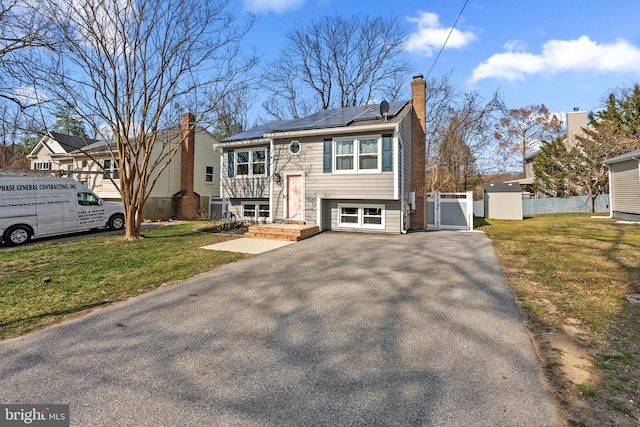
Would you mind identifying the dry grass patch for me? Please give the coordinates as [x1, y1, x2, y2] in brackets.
[478, 214, 640, 426]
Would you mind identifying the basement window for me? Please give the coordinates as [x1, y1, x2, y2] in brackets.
[337, 204, 385, 230]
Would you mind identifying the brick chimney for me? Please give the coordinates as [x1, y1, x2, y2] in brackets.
[178, 112, 200, 220]
[410, 75, 427, 229]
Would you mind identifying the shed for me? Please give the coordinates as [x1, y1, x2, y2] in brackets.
[603, 149, 640, 221]
[483, 183, 523, 220]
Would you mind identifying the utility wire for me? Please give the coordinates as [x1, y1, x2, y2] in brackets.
[425, 0, 470, 80]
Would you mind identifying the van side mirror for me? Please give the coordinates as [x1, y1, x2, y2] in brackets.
[98, 199, 103, 206]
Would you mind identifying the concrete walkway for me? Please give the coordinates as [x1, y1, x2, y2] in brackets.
[202, 237, 294, 254]
[0, 231, 561, 426]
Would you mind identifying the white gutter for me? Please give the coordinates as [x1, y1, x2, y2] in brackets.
[264, 123, 399, 139]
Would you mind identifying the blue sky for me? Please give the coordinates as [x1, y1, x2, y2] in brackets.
[234, 0, 640, 122]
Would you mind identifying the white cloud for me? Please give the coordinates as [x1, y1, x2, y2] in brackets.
[243, 0, 305, 14]
[13, 86, 48, 105]
[405, 11, 477, 56]
[470, 36, 640, 83]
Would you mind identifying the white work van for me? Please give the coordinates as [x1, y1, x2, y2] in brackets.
[0, 176, 125, 246]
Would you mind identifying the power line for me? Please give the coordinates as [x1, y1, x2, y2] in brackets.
[425, 0, 470, 80]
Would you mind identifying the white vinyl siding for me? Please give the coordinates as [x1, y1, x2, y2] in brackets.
[610, 160, 640, 214]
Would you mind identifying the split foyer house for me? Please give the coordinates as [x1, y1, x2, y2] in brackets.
[219, 75, 428, 233]
[27, 114, 220, 220]
[603, 149, 640, 221]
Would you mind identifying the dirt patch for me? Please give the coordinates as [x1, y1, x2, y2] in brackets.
[522, 304, 640, 426]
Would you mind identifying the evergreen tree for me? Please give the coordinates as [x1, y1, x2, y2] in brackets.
[532, 137, 569, 197]
[51, 107, 88, 137]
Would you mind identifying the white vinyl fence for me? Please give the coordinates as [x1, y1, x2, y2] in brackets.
[427, 191, 474, 230]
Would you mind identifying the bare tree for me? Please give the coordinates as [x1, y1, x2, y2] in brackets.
[428, 89, 503, 192]
[262, 14, 411, 120]
[21, 0, 256, 240]
[494, 104, 564, 174]
[0, 0, 54, 108]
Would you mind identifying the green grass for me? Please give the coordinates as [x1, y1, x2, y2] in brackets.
[478, 213, 640, 424]
[0, 223, 246, 340]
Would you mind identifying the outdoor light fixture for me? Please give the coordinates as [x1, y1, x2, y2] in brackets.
[273, 173, 281, 184]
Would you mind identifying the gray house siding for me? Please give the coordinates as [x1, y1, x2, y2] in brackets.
[610, 159, 640, 218]
[221, 144, 270, 200]
[271, 132, 398, 229]
[323, 199, 401, 233]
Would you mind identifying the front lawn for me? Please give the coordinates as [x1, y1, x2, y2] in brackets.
[0, 223, 245, 340]
[478, 213, 640, 426]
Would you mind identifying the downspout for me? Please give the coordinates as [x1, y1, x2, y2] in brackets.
[399, 131, 407, 234]
[269, 139, 274, 223]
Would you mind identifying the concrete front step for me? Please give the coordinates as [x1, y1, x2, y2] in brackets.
[244, 224, 319, 242]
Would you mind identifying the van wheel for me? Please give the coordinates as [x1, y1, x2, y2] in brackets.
[108, 214, 125, 230]
[4, 225, 32, 246]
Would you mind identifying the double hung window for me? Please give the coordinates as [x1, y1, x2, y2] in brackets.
[102, 158, 119, 180]
[234, 148, 267, 177]
[205, 166, 214, 183]
[334, 136, 381, 173]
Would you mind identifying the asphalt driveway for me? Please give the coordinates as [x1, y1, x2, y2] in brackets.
[0, 231, 561, 426]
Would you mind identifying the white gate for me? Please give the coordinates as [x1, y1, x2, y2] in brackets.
[208, 197, 228, 220]
[427, 191, 474, 231]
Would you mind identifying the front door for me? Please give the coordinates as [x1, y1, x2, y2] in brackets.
[286, 174, 304, 221]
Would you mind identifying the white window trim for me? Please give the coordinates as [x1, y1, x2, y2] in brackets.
[337, 203, 385, 230]
[333, 135, 382, 174]
[102, 158, 119, 181]
[205, 165, 215, 184]
[235, 148, 267, 177]
[34, 161, 51, 171]
[241, 201, 271, 222]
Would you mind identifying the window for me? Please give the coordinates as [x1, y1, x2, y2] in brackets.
[235, 148, 267, 177]
[34, 161, 51, 171]
[102, 158, 119, 180]
[334, 136, 381, 173]
[205, 166, 214, 183]
[359, 138, 379, 170]
[77, 192, 100, 206]
[241, 202, 270, 221]
[335, 140, 354, 171]
[337, 204, 385, 230]
[289, 140, 301, 155]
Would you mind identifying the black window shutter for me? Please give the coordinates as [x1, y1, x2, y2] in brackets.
[227, 150, 234, 178]
[266, 147, 271, 176]
[382, 134, 393, 171]
[323, 139, 332, 173]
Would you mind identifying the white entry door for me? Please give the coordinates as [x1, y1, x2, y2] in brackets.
[286, 173, 304, 221]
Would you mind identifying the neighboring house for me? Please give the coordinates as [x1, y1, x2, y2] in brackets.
[27, 114, 220, 220]
[219, 75, 428, 233]
[28, 132, 98, 172]
[510, 110, 588, 193]
[603, 149, 640, 221]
